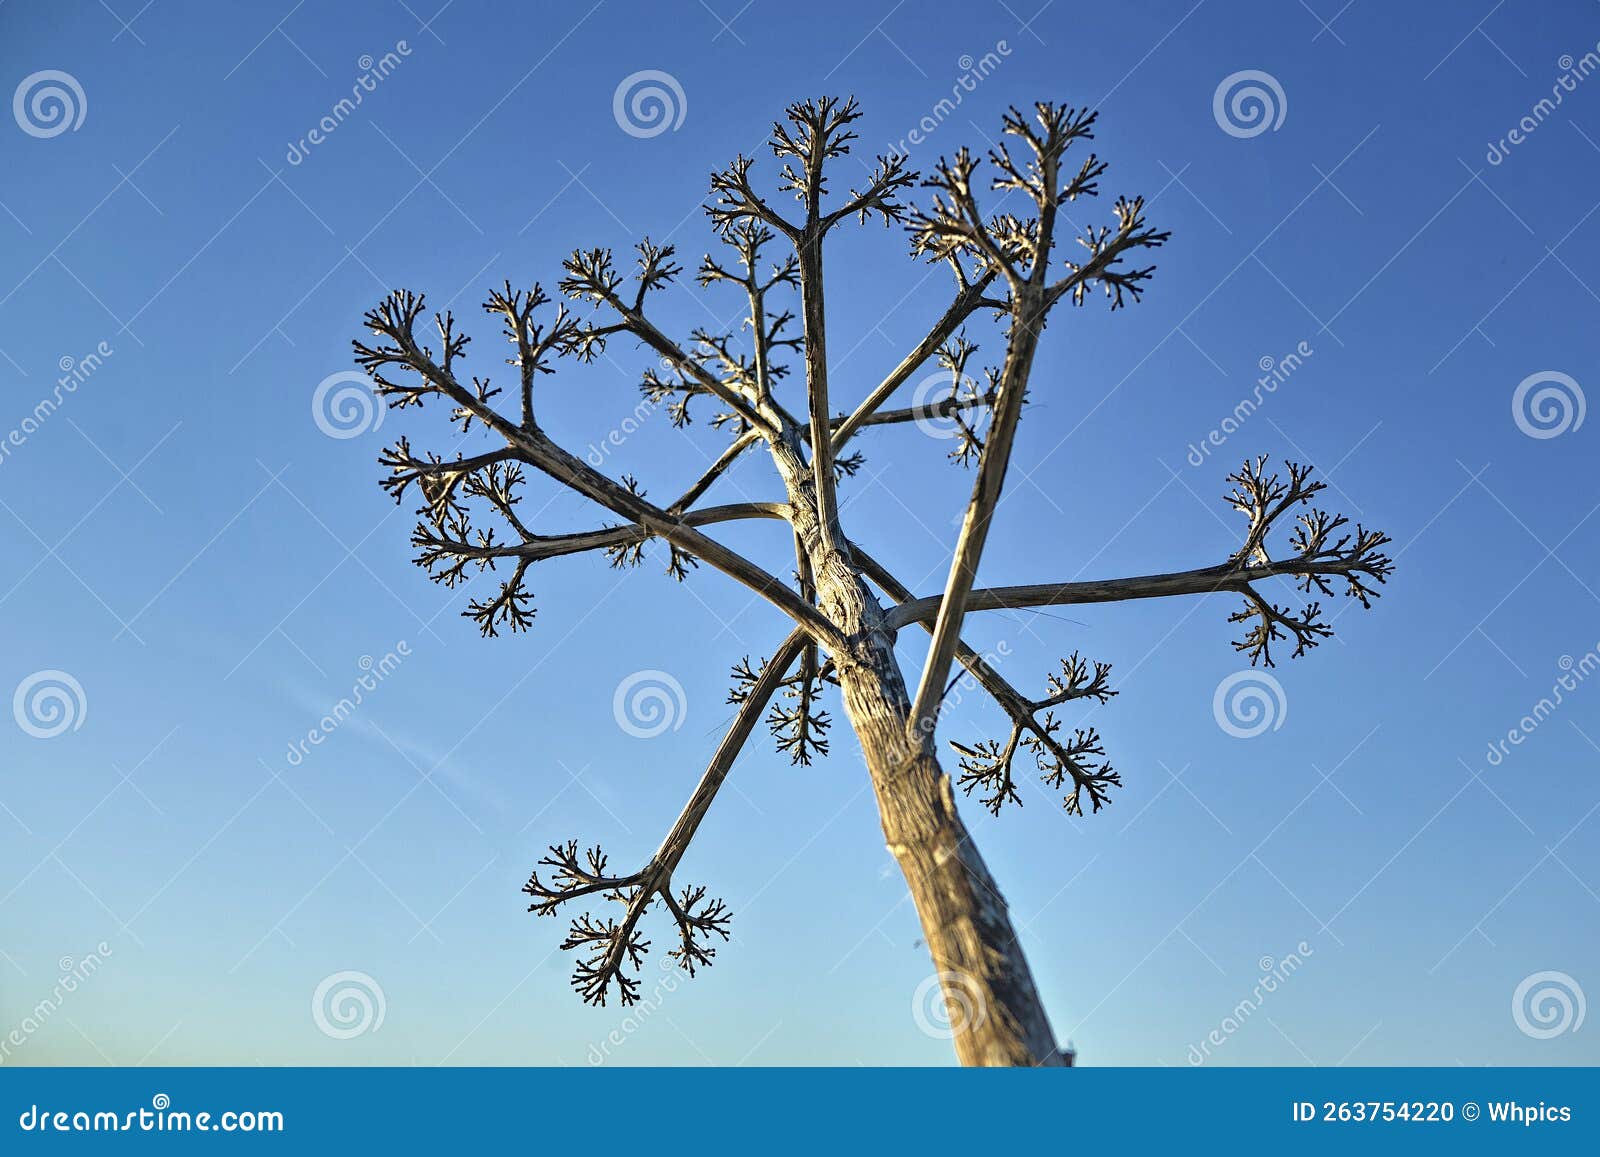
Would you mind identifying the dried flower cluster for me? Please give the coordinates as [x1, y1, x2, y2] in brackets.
[350, 97, 1391, 1064]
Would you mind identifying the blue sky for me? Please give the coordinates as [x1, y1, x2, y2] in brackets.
[1, 0, 1597, 1067]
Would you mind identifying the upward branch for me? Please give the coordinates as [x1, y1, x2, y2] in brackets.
[855, 546, 1119, 816]
[708, 98, 922, 557]
[905, 103, 1169, 739]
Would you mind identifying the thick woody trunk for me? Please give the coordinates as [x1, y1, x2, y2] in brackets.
[810, 550, 1067, 1067]
[764, 413, 1063, 1064]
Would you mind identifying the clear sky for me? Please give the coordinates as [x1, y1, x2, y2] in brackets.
[1, 0, 1596, 1067]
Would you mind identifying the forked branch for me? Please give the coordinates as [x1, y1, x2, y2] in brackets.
[523, 629, 808, 1004]
[888, 460, 1393, 670]
[356, 287, 845, 650]
[855, 547, 1119, 816]
[904, 103, 1168, 740]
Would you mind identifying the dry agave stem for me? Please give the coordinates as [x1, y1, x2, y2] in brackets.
[351, 96, 1393, 1067]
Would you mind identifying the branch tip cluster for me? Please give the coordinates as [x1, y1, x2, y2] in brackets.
[953, 652, 1119, 816]
[523, 840, 732, 1006]
[1223, 457, 1394, 666]
[730, 648, 838, 766]
[906, 102, 1169, 305]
